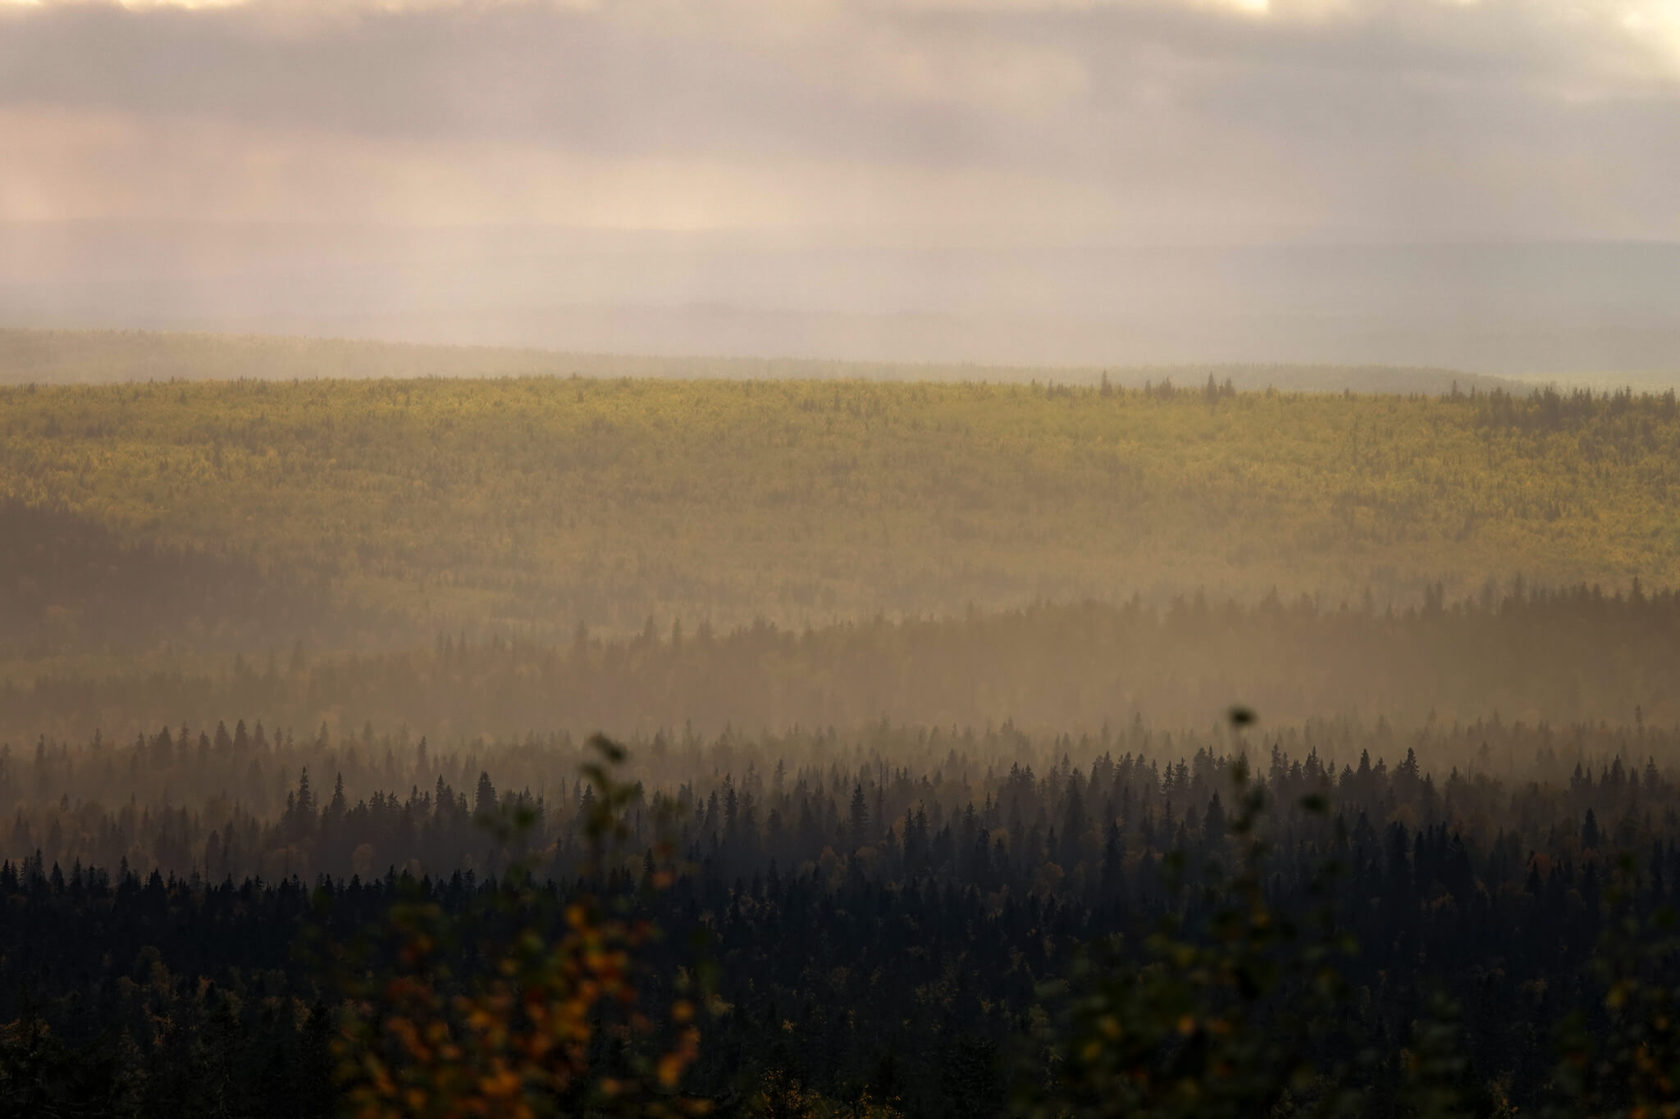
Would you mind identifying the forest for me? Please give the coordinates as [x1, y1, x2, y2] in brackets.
[2, 371, 1677, 648]
[2, 583, 1678, 746]
[8, 722, 1680, 1116]
[5, 361, 1680, 1116]
[8, 0, 1677, 1104]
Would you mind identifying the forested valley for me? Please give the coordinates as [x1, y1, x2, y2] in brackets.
[5, 362, 1680, 1116]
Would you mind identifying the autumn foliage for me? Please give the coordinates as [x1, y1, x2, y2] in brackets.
[335, 736, 705, 1119]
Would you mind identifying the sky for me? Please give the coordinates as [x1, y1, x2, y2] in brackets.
[4, 0, 1679, 241]
[2, 0, 1679, 370]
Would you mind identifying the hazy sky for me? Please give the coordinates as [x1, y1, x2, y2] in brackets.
[4, 0, 1679, 244]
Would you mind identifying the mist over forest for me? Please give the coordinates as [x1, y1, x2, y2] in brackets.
[5, 343, 1680, 1115]
[7, 0, 1680, 1113]
[7, 230, 1680, 376]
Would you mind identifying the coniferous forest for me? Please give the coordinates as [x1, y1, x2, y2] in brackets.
[6, 354, 1680, 1116]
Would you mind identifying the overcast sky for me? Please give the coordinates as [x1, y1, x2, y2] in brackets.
[3, 0, 1679, 244]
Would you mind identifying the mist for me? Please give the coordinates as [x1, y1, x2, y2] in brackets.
[6, 223, 1680, 374]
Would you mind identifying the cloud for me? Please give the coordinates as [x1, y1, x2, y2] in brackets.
[0, 0, 1677, 239]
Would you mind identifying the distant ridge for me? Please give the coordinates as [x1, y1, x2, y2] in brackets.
[7, 229, 1680, 373]
[0, 328, 1524, 396]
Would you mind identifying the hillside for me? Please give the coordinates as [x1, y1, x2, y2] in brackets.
[0, 500, 390, 657]
[2, 374, 1676, 644]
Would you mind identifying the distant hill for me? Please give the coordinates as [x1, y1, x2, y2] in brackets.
[0, 328, 1521, 395]
[3, 374, 1675, 647]
[7, 227, 1680, 373]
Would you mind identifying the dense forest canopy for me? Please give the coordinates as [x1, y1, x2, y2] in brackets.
[8, 722, 1680, 1117]
[3, 373, 1677, 648]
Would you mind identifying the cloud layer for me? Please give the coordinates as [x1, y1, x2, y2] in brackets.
[2, 0, 1678, 240]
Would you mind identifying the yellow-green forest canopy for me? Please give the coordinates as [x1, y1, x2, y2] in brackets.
[2, 373, 1678, 647]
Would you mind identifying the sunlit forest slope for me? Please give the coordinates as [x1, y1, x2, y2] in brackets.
[2, 376, 1676, 646]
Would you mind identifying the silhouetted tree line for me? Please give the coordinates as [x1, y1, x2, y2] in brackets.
[1471, 383, 1680, 433]
[9, 733, 1680, 1113]
[8, 715, 1680, 881]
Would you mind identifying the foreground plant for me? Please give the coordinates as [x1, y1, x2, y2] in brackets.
[335, 734, 706, 1119]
